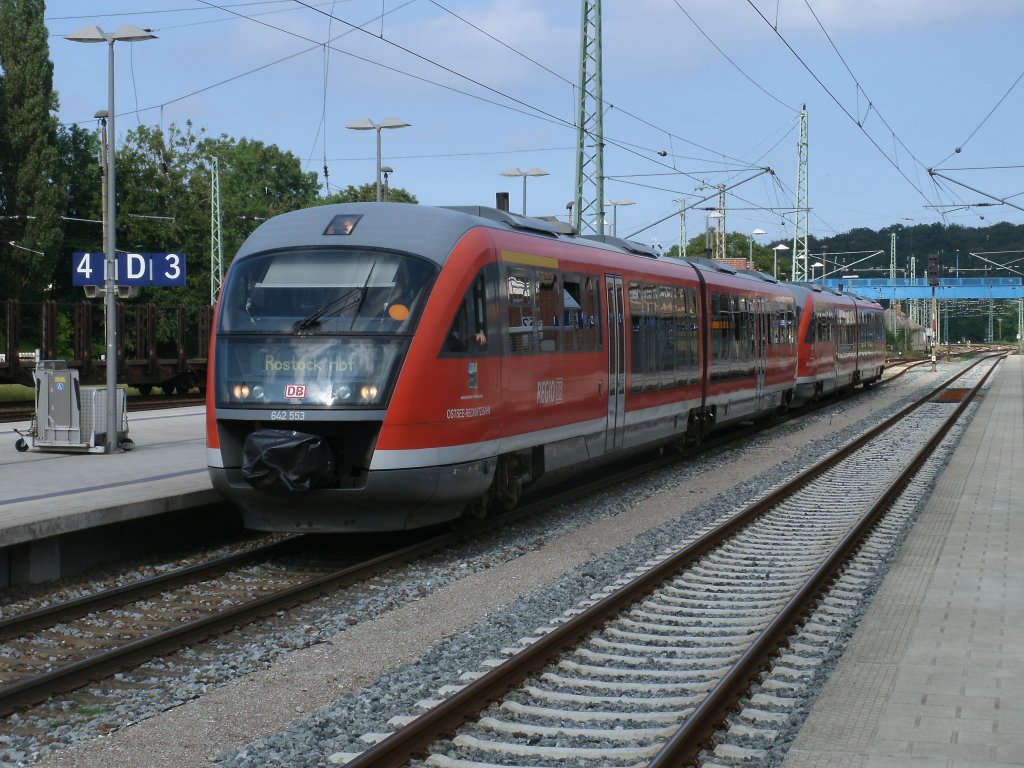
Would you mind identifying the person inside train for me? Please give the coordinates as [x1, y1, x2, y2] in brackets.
[446, 273, 489, 352]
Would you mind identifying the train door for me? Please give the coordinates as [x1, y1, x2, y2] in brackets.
[755, 296, 768, 409]
[832, 306, 841, 387]
[605, 274, 626, 452]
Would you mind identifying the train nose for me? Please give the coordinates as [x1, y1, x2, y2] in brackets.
[241, 428, 337, 492]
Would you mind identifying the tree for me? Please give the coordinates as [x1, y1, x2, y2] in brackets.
[322, 182, 418, 205]
[0, 0, 65, 300]
[52, 122, 102, 294]
[112, 125, 323, 323]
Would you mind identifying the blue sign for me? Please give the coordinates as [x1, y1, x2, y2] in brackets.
[72, 252, 187, 287]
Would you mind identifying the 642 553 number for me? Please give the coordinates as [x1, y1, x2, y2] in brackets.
[270, 410, 306, 421]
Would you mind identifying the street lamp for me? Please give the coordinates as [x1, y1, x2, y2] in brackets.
[749, 228, 766, 269]
[66, 23, 157, 454]
[380, 166, 393, 202]
[346, 117, 410, 202]
[705, 211, 724, 258]
[501, 167, 549, 216]
[811, 260, 824, 283]
[772, 243, 789, 280]
[604, 198, 634, 237]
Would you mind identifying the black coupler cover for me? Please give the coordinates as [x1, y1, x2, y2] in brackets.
[242, 428, 337, 493]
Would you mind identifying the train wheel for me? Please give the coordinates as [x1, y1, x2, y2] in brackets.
[464, 496, 490, 521]
[490, 454, 523, 512]
[137, 385, 153, 396]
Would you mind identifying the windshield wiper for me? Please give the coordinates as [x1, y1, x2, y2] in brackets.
[295, 287, 364, 331]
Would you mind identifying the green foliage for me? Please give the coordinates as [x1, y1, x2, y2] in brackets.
[0, 0, 65, 300]
[109, 124, 324, 343]
[321, 182, 418, 205]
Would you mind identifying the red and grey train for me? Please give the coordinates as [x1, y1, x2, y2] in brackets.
[206, 203, 885, 532]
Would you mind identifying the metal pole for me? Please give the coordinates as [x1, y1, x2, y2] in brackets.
[105, 38, 118, 453]
[521, 175, 527, 215]
[375, 128, 382, 202]
[931, 286, 937, 370]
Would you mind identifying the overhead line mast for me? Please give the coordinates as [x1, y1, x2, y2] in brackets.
[792, 105, 809, 281]
[574, 0, 604, 235]
[210, 156, 223, 306]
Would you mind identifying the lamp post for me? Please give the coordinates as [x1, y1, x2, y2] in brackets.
[811, 261, 824, 283]
[501, 167, 549, 215]
[604, 198, 634, 237]
[772, 243, 790, 280]
[749, 228, 766, 269]
[705, 211, 723, 258]
[346, 117, 410, 202]
[66, 23, 157, 454]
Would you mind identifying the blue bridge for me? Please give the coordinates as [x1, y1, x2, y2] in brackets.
[821, 277, 1024, 301]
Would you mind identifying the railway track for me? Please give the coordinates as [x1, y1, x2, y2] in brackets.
[0, 529, 462, 717]
[328, 354, 1002, 767]
[0, 357, 989, 745]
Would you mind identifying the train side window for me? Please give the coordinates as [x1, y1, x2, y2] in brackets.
[562, 276, 584, 352]
[537, 270, 559, 353]
[657, 284, 675, 388]
[628, 281, 645, 392]
[684, 287, 699, 382]
[506, 267, 534, 354]
[442, 265, 496, 357]
[673, 286, 692, 385]
[583, 276, 601, 351]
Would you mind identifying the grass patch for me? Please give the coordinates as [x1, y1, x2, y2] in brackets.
[0, 384, 33, 403]
[1, 384, 149, 403]
[74, 704, 114, 717]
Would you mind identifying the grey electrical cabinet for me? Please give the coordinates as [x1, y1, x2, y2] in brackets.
[35, 361, 83, 445]
[14, 361, 132, 453]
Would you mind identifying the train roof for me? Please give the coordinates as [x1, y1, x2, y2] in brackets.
[233, 203, 685, 271]
[233, 204, 815, 295]
[234, 203, 487, 265]
[787, 281, 882, 307]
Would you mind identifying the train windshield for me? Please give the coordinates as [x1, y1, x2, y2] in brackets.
[219, 248, 436, 334]
[215, 248, 436, 409]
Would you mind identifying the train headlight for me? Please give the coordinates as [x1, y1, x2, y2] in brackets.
[335, 384, 352, 401]
[232, 383, 251, 400]
[359, 384, 379, 402]
[251, 384, 265, 401]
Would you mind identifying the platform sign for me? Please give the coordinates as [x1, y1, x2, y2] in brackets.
[72, 252, 105, 286]
[150, 252, 185, 286]
[72, 252, 187, 287]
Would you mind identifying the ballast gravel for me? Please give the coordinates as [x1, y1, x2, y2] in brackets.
[23, 365, 964, 768]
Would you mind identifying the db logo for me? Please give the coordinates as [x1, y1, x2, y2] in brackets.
[284, 384, 306, 399]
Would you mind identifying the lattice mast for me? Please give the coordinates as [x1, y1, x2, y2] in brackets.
[890, 232, 897, 281]
[715, 186, 727, 260]
[573, 0, 604, 234]
[792, 105, 809, 281]
[210, 156, 223, 306]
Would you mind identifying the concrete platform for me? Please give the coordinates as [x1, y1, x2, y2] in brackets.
[784, 355, 1024, 767]
[1, 405, 219, 583]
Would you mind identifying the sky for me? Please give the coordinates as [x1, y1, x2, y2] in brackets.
[43, 0, 1024, 255]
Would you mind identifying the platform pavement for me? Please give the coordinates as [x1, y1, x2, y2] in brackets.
[1, 405, 218, 580]
[784, 354, 1024, 767]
